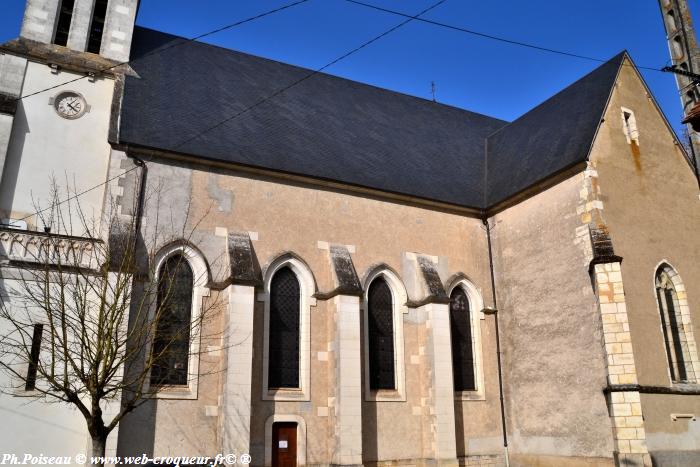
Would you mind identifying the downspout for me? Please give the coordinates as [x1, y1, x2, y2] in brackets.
[482, 217, 509, 467]
[124, 151, 148, 269]
[126, 149, 147, 240]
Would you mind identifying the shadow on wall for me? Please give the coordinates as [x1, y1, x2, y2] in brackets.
[117, 398, 157, 458]
[454, 399, 466, 458]
[360, 307, 378, 465]
[0, 103, 29, 216]
[116, 273, 157, 458]
[361, 395, 378, 465]
[650, 451, 700, 466]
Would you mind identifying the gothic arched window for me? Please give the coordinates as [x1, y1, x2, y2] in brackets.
[656, 265, 697, 383]
[151, 254, 194, 386]
[367, 278, 395, 390]
[450, 287, 476, 391]
[268, 267, 301, 389]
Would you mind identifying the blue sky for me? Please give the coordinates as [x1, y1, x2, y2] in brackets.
[1, 0, 698, 136]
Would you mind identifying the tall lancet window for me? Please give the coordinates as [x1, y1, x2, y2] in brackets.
[87, 0, 109, 54]
[269, 267, 301, 388]
[53, 0, 76, 46]
[151, 255, 194, 386]
[450, 287, 476, 390]
[656, 265, 697, 383]
[368, 278, 395, 390]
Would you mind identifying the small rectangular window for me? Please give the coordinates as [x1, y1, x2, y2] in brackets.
[621, 108, 639, 145]
[25, 324, 44, 391]
[87, 0, 109, 54]
[53, 0, 75, 47]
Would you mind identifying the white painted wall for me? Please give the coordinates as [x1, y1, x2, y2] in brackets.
[0, 61, 114, 235]
[0, 278, 90, 465]
[0, 398, 88, 462]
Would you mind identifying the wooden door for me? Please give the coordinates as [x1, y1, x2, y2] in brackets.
[272, 422, 297, 467]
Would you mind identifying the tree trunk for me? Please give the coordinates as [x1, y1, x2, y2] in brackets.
[91, 435, 107, 466]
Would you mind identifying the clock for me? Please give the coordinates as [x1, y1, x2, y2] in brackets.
[51, 91, 89, 119]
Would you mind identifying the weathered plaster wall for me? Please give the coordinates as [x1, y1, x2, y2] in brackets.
[114, 157, 502, 465]
[190, 165, 500, 466]
[591, 58, 700, 460]
[490, 174, 614, 466]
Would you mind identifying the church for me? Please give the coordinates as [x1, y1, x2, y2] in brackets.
[0, 1, 699, 466]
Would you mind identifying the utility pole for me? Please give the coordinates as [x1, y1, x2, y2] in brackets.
[658, 0, 700, 171]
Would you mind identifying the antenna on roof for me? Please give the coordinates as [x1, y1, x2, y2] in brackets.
[431, 81, 437, 102]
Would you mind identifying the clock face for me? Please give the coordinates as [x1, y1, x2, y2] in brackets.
[54, 92, 87, 119]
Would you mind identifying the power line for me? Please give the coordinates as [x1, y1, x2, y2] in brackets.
[11, 0, 669, 224]
[14, 0, 312, 102]
[172, 0, 449, 150]
[14, 165, 141, 224]
[12, 0, 447, 224]
[7, 0, 313, 225]
[343, 0, 664, 73]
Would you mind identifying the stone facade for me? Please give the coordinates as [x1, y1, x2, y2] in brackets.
[594, 262, 651, 465]
[590, 59, 700, 465]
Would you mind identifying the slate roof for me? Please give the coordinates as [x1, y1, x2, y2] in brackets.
[486, 52, 625, 206]
[119, 26, 625, 210]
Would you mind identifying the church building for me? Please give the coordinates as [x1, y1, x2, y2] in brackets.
[0, 1, 699, 466]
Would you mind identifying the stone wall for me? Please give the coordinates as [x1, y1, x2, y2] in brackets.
[591, 57, 700, 464]
[113, 156, 502, 466]
[490, 173, 615, 465]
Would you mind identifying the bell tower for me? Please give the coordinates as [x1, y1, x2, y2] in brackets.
[657, 0, 700, 171]
[0, 0, 139, 232]
[19, 0, 138, 62]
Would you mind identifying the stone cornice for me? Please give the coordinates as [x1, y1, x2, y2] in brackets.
[0, 37, 136, 78]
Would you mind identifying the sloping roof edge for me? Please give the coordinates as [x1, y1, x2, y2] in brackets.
[120, 29, 661, 213]
[579, 52, 628, 164]
[621, 54, 697, 175]
[484, 52, 627, 208]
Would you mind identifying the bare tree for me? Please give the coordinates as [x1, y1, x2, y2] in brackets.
[0, 178, 222, 463]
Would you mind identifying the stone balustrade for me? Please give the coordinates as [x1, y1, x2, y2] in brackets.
[0, 227, 101, 270]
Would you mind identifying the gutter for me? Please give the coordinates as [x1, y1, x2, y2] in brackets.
[482, 217, 509, 467]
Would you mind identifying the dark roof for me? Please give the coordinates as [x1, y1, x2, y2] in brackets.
[485, 52, 625, 206]
[119, 26, 625, 210]
[120, 27, 506, 207]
